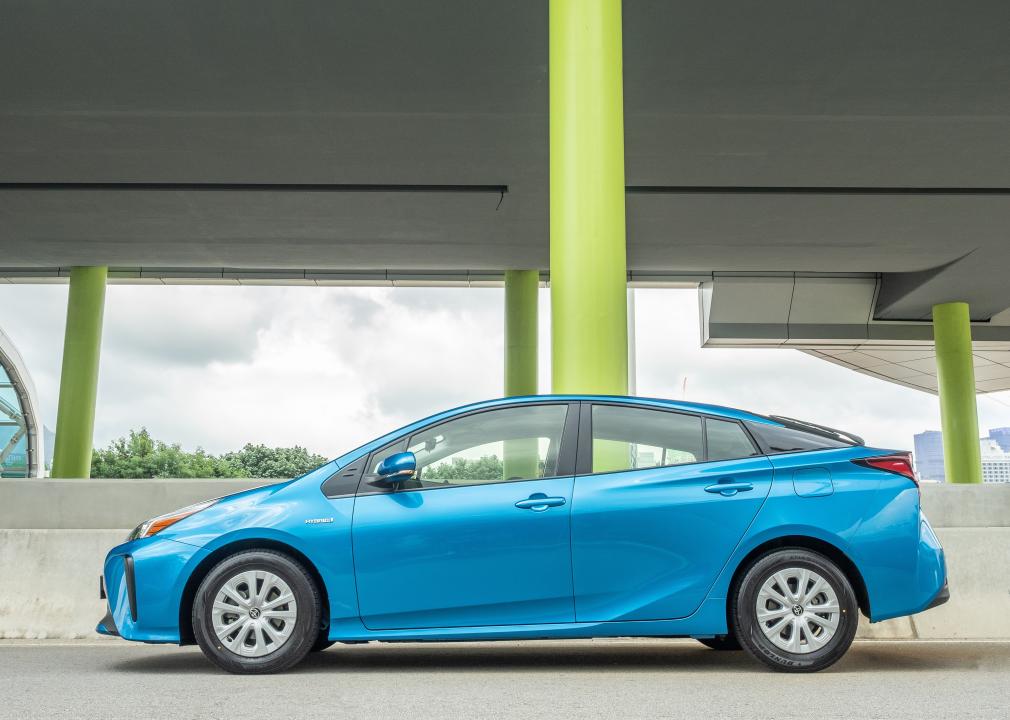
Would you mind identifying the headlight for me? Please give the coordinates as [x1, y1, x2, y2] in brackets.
[127, 499, 218, 541]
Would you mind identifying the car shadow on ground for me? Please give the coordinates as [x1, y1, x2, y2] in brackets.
[107, 640, 1010, 676]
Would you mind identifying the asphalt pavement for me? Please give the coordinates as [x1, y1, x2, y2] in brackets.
[1, 639, 1007, 719]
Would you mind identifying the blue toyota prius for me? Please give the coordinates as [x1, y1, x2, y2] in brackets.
[97, 395, 948, 673]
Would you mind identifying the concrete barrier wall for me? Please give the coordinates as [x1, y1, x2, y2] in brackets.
[1, 529, 124, 639]
[0, 480, 1007, 640]
[0, 479, 268, 639]
[0, 478, 266, 530]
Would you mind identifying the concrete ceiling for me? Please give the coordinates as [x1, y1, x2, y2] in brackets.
[3, 0, 1010, 319]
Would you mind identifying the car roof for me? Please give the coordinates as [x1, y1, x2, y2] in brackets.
[434, 394, 777, 425]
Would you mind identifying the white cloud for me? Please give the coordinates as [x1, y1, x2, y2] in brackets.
[4, 283, 1010, 458]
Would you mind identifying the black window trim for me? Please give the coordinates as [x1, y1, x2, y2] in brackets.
[575, 400, 762, 477]
[320, 456, 373, 499]
[349, 400, 582, 497]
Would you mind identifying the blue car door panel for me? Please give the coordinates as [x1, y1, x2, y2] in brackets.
[572, 455, 774, 622]
[352, 477, 575, 629]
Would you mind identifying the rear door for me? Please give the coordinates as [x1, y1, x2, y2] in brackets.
[352, 402, 579, 630]
[571, 402, 773, 621]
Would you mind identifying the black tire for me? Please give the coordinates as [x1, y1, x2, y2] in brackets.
[731, 548, 858, 673]
[192, 549, 322, 674]
[696, 634, 742, 651]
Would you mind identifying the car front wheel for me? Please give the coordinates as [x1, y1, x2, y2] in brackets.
[732, 548, 858, 672]
[192, 549, 322, 674]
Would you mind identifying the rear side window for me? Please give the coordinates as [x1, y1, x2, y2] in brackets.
[591, 405, 704, 473]
[706, 418, 760, 461]
[744, 421, 849, 454]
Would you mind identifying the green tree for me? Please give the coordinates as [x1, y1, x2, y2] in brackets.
[90, 429, 328, 479]
[90, 428, 244, 479]
[423, 455, 504, 481]
[223, 444, 328, 479]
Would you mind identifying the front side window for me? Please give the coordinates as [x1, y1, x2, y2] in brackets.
[591, 405, 704, 474]
[405, 404, 568, 488]
[369, 441, 407, 475]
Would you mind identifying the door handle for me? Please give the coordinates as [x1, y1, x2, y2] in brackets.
[704, 481, 754, 497]
[515, 494, 567, 511]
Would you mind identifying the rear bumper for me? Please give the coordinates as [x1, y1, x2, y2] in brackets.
[866, 509, 948, 623]
[925, 579, 950, 611]
[915, 515, 948, 612]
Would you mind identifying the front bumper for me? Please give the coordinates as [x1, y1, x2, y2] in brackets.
[96, 608, 119, 637]
[96, 575, 119, 636]
[96, 536, 209, 643]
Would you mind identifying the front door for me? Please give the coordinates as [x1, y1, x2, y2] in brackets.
[352, 403, 577, 630]
[572, 403, 774, 622]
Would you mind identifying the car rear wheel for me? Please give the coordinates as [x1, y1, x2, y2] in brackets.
[192, 549, 322, 674]
[732, 548, 858, 672]
[696, 634, 741, 651]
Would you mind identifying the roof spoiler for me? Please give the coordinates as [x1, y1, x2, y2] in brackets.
[766, 415, 865, 446]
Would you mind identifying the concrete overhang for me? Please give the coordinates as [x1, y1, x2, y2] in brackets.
[3, 1, 1010, 320]
[701, 274, 1010, 394]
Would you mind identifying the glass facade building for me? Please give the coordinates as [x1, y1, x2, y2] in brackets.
[0, 327, 44, 477]
[913, 430, 946, 482]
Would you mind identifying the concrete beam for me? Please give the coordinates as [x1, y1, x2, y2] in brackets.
[878, 251, 1010, 322]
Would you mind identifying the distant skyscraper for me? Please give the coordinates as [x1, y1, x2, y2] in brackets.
[988, 427, 1010, 453]
[913, 431, 946, 482]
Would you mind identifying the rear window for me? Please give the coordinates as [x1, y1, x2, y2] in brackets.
[744, 421, 851, 454]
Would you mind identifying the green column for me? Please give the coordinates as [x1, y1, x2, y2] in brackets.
[51, 266, 107, 478]
[933, 302, 982, 484]
[504, 270, 539, 397]
[549, 0, 628, 395]
[503, 270, 540, 480]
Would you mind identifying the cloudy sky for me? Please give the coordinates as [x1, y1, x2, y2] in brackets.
[4, 283, 1010, 458]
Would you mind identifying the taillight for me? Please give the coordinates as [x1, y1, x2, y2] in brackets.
[852, 453, 918, 485]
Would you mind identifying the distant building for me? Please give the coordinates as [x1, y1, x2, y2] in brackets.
[913, 428, 1010, 483]
[913, 431, 946, 482]
[987, 427, 1010, 453]
[0, 327, 45, 478]
[980, 439, 1010, 484]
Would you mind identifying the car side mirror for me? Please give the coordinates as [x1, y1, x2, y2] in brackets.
[374, 451, 417, 486]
